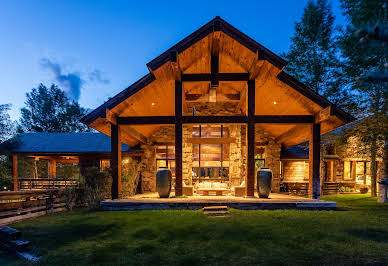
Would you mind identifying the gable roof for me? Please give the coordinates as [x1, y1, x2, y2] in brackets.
[81, 16, 354, 126]
[0, 133, 132, 154]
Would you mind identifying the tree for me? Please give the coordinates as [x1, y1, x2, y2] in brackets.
[283, 0, 356, 113]
[338, 0, 388, 197]
[18, 84, 90, 132]
[0, 104, 14, 143]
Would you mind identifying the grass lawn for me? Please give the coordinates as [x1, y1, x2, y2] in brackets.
[3, 194, 388, 265]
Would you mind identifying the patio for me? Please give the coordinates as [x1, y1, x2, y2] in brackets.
[101, 192, 336, 210]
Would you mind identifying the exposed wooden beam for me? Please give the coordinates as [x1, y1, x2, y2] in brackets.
[181, 73, 249, 82]
[105, 108, 117, 125]
[248, 50, 265, 80]
[12, 154, 18, 191]
[275, 125, 304, 144]
[121, 126, 148, 144]
[247, 79, 255, 197]
[117, 116, 176, 125]
[255, 115, 314, 124]
[187, 137, 236, 144]
[117, 115, 315, 125]
[309, 123, 321, 199]
[111, 124, 122, 200]
[315, 106, 332, 123]
[182, 116, 247, 124]
[175, 80, 183, 196]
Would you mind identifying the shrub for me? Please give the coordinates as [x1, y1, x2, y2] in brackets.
[121, 157, 141, 198]
[82, 167, 111, 210]
[338, 186, 346, 192]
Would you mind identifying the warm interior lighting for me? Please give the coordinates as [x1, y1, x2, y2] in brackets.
[273, 101, 277, 105]
[151, 102, 156, 106]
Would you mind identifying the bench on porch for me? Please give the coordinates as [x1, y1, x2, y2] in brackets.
[196, 181, 229, 196]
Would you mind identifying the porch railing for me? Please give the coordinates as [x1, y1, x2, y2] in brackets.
[18, 178, 79, 190]
[0, 189, 66, 225]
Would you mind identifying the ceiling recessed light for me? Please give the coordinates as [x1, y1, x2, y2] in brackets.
[151, 102, 156, 106]
[273, 101, 277, 105]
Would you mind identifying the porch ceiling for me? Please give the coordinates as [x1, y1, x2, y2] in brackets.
[82, 17, 354, 148]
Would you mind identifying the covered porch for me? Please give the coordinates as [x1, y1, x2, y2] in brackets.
[81, 17, 354, 200]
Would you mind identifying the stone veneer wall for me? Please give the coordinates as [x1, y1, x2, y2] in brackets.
[139, 124, 282, 194]
[255, 128, 281, 192]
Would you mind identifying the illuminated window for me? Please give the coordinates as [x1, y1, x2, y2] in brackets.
[192, 125, 229, 181]
[100, 160, 110, 171]
[156, 145, 175, 176]
[356, 161, 366, 183]
[255, 147, 265, 169]
[343, 161, 351, 179]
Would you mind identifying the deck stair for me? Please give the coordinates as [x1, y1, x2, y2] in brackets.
[203, 206, 230, 217]
[0, 225, 39, 261]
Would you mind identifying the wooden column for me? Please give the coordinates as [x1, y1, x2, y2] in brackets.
[175, 80, 183, 196]
[49, 159, 56, 178]
[12, 154, 18, 191]
[111, 123, 122, 199]
[246, 79, 255, 197]
[309, 123, 321, 199]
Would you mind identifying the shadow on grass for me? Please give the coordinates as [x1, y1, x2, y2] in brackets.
[346, 228, 388, 243]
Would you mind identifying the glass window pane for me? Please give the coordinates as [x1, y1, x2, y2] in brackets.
[344, 161, 351, 179]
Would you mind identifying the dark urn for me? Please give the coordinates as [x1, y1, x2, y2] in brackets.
[156, 167, 172, 198]
[257, 168, 272, 198]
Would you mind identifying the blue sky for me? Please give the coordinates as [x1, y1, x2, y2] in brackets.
[0, 0, 345, 120]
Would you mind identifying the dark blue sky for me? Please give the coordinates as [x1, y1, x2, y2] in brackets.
[0, 0, 345, 120]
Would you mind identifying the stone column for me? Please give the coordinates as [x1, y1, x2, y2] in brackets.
[182, 125, 193, 185]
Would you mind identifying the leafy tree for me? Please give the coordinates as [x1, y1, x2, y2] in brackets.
[0, 104, 14, 143]
[18, 84, 90, 132]
[338, 0, 388, 196]
[283, 0, 356, 113]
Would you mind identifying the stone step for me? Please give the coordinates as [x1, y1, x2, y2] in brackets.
[203, 210, 230, 216]
[203, 206, 228, 212]
[0, 226, 21, 240]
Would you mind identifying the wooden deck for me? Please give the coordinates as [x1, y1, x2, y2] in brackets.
[101, 193, 336, 211]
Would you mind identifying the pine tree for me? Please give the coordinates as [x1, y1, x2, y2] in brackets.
[283, 0, 356, 113]
[0, 104, 14, 143]
[338, 0, 388, 197]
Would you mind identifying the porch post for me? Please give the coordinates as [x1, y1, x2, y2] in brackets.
[175, 80, 183, 196]
[12, 154, 18, 191]
[111, 123, 122, 199]
[49, 159, 56, 178]
[309, 123, 321, 199]
[246, 79, 255, 197]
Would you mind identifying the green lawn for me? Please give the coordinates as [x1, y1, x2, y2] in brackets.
[4, 195, 388, 265]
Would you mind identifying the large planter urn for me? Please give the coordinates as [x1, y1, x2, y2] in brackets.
[257, 168, 272, 198]
[156, 167, 172, 198]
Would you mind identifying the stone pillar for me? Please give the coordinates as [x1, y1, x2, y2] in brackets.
[229, 125, 243, 186]
[182, 125, 193, 186]
[140, 144, 156, 192]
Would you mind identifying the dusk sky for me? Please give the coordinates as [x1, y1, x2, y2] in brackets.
[0, 0, 346, 120]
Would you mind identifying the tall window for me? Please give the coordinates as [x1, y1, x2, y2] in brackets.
[343, 161, 352, 180]
[192, 125, 229, 181]
[255, 147, 265, 169]
[156, 145, 175, 176]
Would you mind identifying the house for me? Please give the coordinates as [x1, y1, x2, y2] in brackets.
[0, 132, 141, 190]
[78, 17, 354, 199]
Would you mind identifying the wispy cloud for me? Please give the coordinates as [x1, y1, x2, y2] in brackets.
[89, 69, 110, 84]
[40, 58, 83, 101]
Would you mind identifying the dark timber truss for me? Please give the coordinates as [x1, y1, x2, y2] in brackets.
[110, 51, 323, 199]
